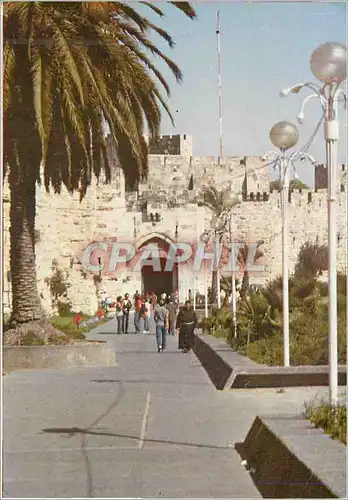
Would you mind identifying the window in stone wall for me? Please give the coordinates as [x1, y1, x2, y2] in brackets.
[341, 184, 345, 192]
[188, 174, 194, 191]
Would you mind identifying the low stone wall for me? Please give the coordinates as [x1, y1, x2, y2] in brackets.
[193, 334, 259, 390]
[229, 365, 347, 389]
[193, 334, 347, 390]
[235, 415, 346, 498]
[3, 341, 116, 372]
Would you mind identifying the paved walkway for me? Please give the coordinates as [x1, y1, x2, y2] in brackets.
[3, 318, 343, 498]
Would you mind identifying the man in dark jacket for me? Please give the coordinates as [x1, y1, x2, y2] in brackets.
[176, 300, 197, 352]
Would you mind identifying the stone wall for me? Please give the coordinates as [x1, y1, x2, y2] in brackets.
[3, 146, 347, 316]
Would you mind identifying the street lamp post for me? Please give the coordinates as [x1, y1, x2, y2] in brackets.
[264, 121, 316, 367]
[280, 42, 347, 404]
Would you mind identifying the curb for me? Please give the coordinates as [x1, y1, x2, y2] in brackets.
[3, 341, 116, 372]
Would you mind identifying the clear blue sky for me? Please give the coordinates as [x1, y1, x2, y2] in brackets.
[137, 1, 347, 186]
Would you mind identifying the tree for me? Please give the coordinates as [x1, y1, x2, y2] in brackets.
[237, 292, 279, 345]
[237, 242, 264, 298]
[4, 2, 196, 328]
[294, 242, 328, 279]
[270, 179, 309, 191]
[198, 186, 227, 306]
[220, 275, 240, 299]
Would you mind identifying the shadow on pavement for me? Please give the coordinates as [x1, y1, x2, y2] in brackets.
[40, 427, 231, 450]
[90, 379, 210, 386]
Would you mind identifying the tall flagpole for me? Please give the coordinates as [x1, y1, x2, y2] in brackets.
[216, 10, 223, 159]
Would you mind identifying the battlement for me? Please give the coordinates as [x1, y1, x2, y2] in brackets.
[245, 188, 346, 208]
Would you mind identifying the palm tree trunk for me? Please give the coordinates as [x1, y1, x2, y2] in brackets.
[241, 271, 249, 298]
[9, 170, 43, 323]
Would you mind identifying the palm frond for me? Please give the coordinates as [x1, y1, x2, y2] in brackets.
[169, 2, 196, 19]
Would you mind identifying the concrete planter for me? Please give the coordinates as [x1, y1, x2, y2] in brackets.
[3, 341, 116, 372]
[193, 333, 347, 390]
[236, 415, 346, 498]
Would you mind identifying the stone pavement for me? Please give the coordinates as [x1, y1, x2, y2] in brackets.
[3, 318, 345, 498]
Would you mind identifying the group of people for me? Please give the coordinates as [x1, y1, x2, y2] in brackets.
[112, 291, 197, 353]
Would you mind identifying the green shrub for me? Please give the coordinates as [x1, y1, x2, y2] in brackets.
[304, 399, 346, 445]
[244, 334, 283, 365]
[202, 306, 232, 338]
[203, 242, 346, 368]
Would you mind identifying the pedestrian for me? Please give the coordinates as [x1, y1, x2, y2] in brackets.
[176, 300, 197, 352]
[116, 296, 124, 334]
[144, 297, 151, 333]
[139, 302, 148, 333]
[122, 293, 132, 334]
[134, 294, 142, 334]
[166, 295, 176, 335]
[153, 299, 169, 352]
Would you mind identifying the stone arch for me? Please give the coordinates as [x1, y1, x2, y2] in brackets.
[135, 232, 178, 298]
[135, 232, 176, 251]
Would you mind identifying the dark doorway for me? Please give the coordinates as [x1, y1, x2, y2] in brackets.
[142, 258, 173, 297]
[139, 237, 177, 297]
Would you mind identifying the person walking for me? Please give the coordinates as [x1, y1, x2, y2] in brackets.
[144, 297, 151, 333]
[166, 295, 176, 335]
[139, 302, 148, 334]
[116, 296, 124, 334]
[176, 300, 197, 352]
[134, 294, 142, 334]
[122, 293, 132, 334]
[153, 299, 169, 352]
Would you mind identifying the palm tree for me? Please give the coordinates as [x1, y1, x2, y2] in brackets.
[237, 242, 264, 298]
[4, 2, 196, 327]
[220, 275, 240, 304]
[198, 186, 226, 305]
[237, 291, 279, 345]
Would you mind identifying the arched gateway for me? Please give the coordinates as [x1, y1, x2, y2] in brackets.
[136, 234, 178, 298]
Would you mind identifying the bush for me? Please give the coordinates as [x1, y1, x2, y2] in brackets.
[202, 306, 232, 338]
[304, 399, 346, 445]
[244, 334, 283, 365]
[203, 241, 346, 367]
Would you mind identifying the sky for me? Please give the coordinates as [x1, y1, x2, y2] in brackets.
[136, 1, 347, 187]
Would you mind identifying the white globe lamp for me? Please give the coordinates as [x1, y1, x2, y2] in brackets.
[310, 42, 346, 84]
[270, 121, 299, 151]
